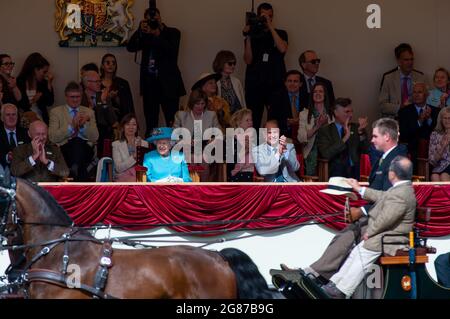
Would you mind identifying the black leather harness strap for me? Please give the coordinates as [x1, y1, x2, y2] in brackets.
[4, 254, 26, 276]
[61, 233, 72, 274]
[22, 242, 61, 272]
[93, 241, 113, 297]
[26, 269, 117, 299]
[11, 230, 119, 299]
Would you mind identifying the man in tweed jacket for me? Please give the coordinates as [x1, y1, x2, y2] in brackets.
[11, 121, 69, 182]
[322, 156, 416, 298]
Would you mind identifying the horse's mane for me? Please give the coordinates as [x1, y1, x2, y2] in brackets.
[20, 179, 73, 226]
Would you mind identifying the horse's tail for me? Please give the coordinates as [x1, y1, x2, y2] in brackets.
[220, 248, 275, 299]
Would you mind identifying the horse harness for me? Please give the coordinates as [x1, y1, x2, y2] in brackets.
[0, 182, 118, 299]
[23, 237, 117, 299]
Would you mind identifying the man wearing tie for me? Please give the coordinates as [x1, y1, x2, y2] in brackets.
[81, 70, 118, 158]
[379, 43, 427, 118]
[317, 98, 369, 180]
[268, 70, 303, 138]
[282, 118, 409, 285]
[322, 156, 416, 299]
[398, 82, 439, 173]
[252, 120, 300, 182]
[0, 103, 30, 167]
[49, 82, 99, 181]
[298, 50, 335, 109]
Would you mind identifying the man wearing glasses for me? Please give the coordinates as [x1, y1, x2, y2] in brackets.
[81, 70, 118, 158]
[0, 54, 22, 105]
[298, 50, 335, 109]
[49, 82, 99, 181]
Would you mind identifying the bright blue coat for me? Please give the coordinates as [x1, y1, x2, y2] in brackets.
[143, 150, 192, 182]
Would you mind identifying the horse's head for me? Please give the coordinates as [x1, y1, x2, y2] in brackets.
[0, 173, 28, 278]
[0, 178, 73, 247]
[14, 179, 73, 228]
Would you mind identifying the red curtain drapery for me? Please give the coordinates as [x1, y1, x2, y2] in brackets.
[42, 183, 450, 237]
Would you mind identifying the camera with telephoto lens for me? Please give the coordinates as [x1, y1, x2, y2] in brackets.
[146, 0, 160, 30]
[245, 12, 267, 37]
[244, 0, 269, 39]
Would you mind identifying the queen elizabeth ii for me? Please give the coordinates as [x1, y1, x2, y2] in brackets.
[143, 127, 192, 182]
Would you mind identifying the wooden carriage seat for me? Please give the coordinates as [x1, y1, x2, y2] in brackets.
[380, 249, 432, 265]
[380, 207, 435, 265]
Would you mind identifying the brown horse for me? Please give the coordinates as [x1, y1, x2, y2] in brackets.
[1, 178, 277, 299]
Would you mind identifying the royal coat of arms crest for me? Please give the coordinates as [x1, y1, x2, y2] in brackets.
[55, 0, 134, 47]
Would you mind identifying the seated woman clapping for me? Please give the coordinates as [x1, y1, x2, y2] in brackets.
[429, 107, 450, 181]
[112, 114, 148, 182]
[143, 127, 192, 183]
[297, 83, 333, 175]
[227, 109, 256, 182]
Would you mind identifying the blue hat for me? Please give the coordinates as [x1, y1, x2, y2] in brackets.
[146, 127, 174, 143]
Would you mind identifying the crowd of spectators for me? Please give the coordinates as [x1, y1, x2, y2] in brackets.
[1, 3, 448, 184]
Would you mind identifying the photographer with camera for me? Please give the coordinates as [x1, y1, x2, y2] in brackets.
[127, 6, 186, 136]
[243, 2, 288, 129]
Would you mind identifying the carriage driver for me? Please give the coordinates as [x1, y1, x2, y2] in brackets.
[322, 156, 416, 298]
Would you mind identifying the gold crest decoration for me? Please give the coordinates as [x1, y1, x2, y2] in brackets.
[55, 0, 134, 47]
